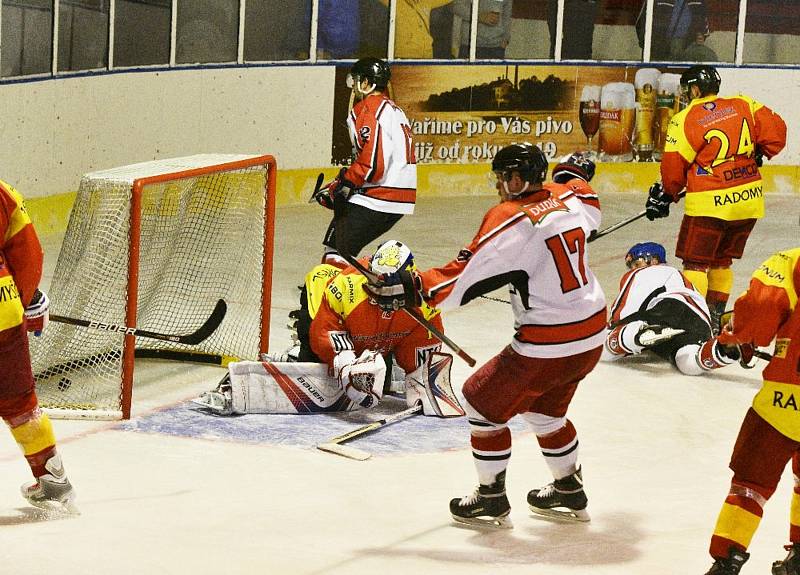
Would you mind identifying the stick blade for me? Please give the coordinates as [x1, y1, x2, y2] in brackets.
[179, 299, 227, 345]
[316, 442, 372, 461]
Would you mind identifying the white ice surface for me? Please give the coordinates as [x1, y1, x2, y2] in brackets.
[1, 191, 797, 575]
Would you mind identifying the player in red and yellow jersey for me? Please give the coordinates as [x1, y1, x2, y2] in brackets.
[703, 246, 800, 574]
[309, 240, 443, 393]
[0, 180, 76, 512]
[645, 65, 786, 332]
[314, 57, 417, 268]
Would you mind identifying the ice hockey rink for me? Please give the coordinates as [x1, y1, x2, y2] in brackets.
[1, 189, 797, 575]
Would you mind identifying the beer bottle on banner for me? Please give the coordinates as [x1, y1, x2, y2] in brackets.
[654, 73, 681, 161]
[634, 68, 661, 162]
[599, 82, 636, 162]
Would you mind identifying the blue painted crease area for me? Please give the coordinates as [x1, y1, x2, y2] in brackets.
[117, 395, 531, 456]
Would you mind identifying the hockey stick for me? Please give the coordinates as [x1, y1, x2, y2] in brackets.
[316, 404, 423, 461]
[307, 172, 326, 204]
[50, 298, 227, 345]
[331, 198, 477, 367]
[588, 210, 647, 243]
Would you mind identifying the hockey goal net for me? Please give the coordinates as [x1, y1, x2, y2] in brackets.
[30, 154, 276, 419]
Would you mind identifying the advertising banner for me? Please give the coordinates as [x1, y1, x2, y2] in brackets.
[332, 64, 685, 165]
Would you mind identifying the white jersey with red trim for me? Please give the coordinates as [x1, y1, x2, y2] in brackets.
[344, 93, 416, 215]
[419, 181, 607, 359]
[608, 264, 710, 326]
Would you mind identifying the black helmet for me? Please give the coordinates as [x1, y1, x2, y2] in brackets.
[492, 143, 548, 184]
[680, 65, 721, 97]
[348, 57, 391, 91]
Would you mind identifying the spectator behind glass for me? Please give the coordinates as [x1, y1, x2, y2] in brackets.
[680, 30, 718, 62]
[430, 2, 455, 58]
[453, 0, 513, 59]
[359, 0, 389, 57]
[548, 0, 599, 59]
[311, 0, 360, 59]
[636, 0, 710, 61]
[384, 0, 454, 58]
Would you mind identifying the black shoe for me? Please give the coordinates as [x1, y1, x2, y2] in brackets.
[527, 467, 590, 522]
[450, 470, 512, 529]
[773, 543, 800, 575]
[705, 548, 749, 574]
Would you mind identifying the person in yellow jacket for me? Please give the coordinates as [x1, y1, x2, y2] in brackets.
[703, 246, 800, 574]
[381, 0, 453, 58]
[0, 180, 76, 513]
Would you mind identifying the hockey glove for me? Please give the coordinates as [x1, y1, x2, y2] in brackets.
[552, 151, 596, 184]
[314, 187, 335, 210]
[24, 289, 49, 336]
[754, 146, 764, 168]
[335, 350, 386, 409]
[366, 270, 422, 312]
[326, 168, 359, 202]
[645, 182, 672, 221]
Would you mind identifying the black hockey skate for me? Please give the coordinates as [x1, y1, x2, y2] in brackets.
[527, 467, 590, 522]
[450, 470, 512, 529]
[705, 547, 749, 575]
[773, 543, 800, 575]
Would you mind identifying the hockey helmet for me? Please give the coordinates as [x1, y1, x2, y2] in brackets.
[552, 151, 596, 184]
[491, 143, 548, 185]
[680, 65, 721, 99]
[625, 242, 667, 269]
[347, 57, 391, 93]
[370, 240, 415, 275]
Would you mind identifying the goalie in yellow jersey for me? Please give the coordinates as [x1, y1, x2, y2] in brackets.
[193, 240, 464, 418]
[0, 179, 76, 513]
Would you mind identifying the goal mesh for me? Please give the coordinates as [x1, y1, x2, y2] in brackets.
[30, 154, 275, 419]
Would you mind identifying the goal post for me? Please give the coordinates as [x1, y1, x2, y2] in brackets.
[30, 154, 277, 419]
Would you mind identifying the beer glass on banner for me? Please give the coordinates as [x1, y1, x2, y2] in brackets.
[634, 68, 661, 162]
[599, 82, 636, 162]
[578, 85, 601, 156]
[654, 73, 681, 161]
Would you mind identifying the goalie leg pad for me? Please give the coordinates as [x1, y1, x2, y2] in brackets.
[194, 361, 358, 414]
[405, 352, 465, 417]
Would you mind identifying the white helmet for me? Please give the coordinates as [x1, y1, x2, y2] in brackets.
[369, 240, 415, 275]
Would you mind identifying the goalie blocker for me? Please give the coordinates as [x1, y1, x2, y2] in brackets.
[193, 351, 464, 418]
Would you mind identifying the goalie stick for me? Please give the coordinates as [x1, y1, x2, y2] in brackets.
[50, 298, 227, 345]
[316, 404, 423, 461]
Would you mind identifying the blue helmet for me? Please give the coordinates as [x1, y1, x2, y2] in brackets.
[625, 242, 666, 268]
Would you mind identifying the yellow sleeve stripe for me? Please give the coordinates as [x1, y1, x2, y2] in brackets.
[1, 180, 32, 242]
[10, 412, 56, 456]
[753, 249, 799, 310]
[663, 108, 697, 164]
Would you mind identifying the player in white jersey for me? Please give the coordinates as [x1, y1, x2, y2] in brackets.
[368, 145, 606, 528]
[602, 242, 749, 374]
[315, 57, 417, 268]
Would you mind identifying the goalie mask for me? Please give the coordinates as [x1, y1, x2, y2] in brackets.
[370, 240, 416, 275]
[347, 57, 391, 96]
[625, 242, 666, 269]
